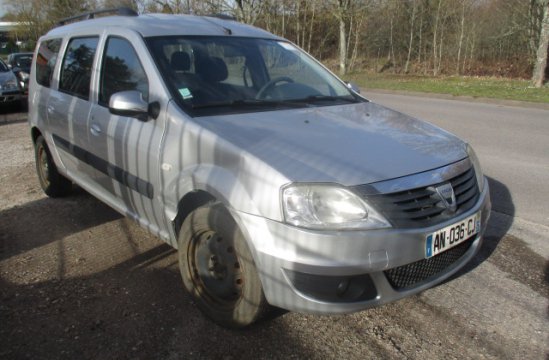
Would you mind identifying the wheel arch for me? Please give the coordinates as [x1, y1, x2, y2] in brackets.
[172, 190, 217, 238]
[31, 126, 42, 143]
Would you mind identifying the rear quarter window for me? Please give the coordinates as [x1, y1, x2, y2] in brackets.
[36, 39, 62, 88]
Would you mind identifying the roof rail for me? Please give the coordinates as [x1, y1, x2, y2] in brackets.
[57, 7, 138, 26]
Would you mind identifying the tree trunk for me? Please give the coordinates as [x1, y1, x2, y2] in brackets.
[432, 0, 442, 76]
[339, 15, 348, 75]
[337, 0, 349, 75]
[417, 5, 423, 70]
[404, 0, 417, 74]
[533, 3, 549, 87]
[281, 2, 285, 37]
[347, 14, 353, 66]
[456, 0, 466, 75]
[388, 12, 395, 72]
[307, 1, 316, 53]
[296, 1, 301, 47]
[437, 17, 445, 75]
[349, 13, 364, 71]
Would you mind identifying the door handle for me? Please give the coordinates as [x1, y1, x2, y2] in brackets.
[90, 124, 102, 136]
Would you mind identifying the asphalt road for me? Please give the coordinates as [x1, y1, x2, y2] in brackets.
[1, 99, 548, 359]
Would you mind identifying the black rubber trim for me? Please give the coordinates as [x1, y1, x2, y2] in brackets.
[52, 134, 154, 199]
[285, 270, 377, 303]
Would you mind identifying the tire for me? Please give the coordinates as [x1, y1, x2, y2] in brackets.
[178, 203, 268, 328]
[34, 135, 72, 197]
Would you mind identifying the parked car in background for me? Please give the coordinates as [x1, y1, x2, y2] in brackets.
[0, 58, 22, 108]
[7, 52, 33, 94]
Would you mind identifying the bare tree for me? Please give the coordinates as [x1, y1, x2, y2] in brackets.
[532, 1, 549, 87]
[235, 0, 265, 25]
[432, 0, 443, 76]
[404, 0, 418, 74]
[6, 0, 95, 42]
[455, 0, 469, 74]
[334, 0, 351, 75]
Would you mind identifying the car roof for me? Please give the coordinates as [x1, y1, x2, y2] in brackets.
[44, 13, 282, 40]
[9, 53, 33, 56]
[8, 53, 33, 60]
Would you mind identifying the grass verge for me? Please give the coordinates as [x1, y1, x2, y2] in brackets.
[347, 72, 549, 104]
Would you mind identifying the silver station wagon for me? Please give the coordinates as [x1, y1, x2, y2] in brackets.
[29, 8, 491, 328]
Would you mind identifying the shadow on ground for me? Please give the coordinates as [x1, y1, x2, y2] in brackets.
[0, 100, 27, 126]
[449, 176, 548, 300]
[0, 188, 121, 261]
[0, 191, 311, 360]
[460, 176, 513, 273]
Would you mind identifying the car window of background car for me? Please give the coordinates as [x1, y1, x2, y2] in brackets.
[0, 60, 8, 72]
[36, 39, 62, 88]
[12, 55, 33, 70]
[59, 37, 99, 99]
[99, 37, 149, 106]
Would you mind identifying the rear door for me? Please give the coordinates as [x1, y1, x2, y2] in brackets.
[47, 36, 99, 182]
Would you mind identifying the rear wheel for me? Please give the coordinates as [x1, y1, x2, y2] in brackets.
[34, 135, 71, 197]
[178, 203, 268, 328]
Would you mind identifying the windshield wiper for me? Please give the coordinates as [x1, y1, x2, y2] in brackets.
[294, 95, 360, 103]
[192, 99, 306, 109]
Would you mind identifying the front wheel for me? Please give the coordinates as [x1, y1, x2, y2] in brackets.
[178, 204, 268, 328]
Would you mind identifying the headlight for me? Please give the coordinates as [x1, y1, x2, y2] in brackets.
[282, 184, 391, 230]
[467, 144, 484, 193]
[19, 71, 29, 81]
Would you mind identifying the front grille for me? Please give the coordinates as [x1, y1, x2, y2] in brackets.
[384, 239, 473, 290]
[365, 167, 480, 228]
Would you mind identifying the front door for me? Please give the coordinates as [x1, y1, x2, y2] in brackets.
[87, 33, 165, 234]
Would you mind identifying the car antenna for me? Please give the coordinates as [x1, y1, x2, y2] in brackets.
[202, 14, 236, 35]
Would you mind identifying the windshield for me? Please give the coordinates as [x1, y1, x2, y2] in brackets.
[147, 36, 362, 116]
[12, 54, 33, 70]
[0, 60, 8, 72]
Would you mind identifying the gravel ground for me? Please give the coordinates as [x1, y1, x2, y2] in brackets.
[1, 107, 548, 359]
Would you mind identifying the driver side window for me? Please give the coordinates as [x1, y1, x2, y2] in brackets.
[99, 37, 149, 106]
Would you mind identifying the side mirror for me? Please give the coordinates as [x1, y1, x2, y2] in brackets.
[346, 81, 361, 94]
[109, 90, 149, 120]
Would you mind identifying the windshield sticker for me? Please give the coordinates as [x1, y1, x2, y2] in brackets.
[278, 42, 297, 51]
[179, 87, 193, 99]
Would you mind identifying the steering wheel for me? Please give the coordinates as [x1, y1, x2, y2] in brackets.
[256, 76, 294, 99]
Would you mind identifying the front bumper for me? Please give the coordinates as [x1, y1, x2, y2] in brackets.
[232, 178, 491, 314]
[0, 90, 22, 104]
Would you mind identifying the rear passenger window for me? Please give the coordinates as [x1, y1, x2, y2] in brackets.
[36, 39, 62, 88]
[59, 37, 99, 99]
[99, 37, 148, 105]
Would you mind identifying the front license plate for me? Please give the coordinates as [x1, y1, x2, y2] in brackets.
[425, 212, 481, 258]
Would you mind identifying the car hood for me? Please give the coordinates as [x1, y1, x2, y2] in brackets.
[0, 71, 16, 82]
[198, 102, 467, 186]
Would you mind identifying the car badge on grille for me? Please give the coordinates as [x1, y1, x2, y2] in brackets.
[434, 183, 457, 212]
